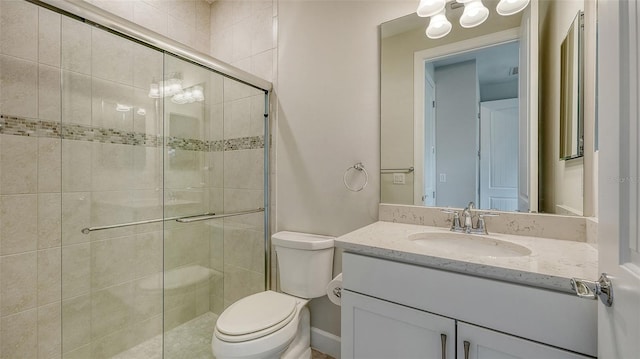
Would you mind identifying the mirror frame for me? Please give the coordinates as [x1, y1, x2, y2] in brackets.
[559, 11, 585, 160]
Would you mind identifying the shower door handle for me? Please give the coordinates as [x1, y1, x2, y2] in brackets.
[81, 208, 264, 233]
[175, 208, 264, 223]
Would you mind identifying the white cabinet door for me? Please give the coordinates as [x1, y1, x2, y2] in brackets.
[457, 322, 593, 359]
[342, 290, 456, 359]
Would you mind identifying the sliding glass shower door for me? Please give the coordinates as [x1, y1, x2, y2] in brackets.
[58, 8, 268, 359]
[60, 15, 167, 358]
[160, 54, 267, 359]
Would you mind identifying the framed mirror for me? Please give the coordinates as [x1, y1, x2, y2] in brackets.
[380, 0, 594, 216]
[559, 11, 585, 160]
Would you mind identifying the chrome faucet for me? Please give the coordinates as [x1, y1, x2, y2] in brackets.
[442, 202, 499, 235]
[461, 202, 475, 233]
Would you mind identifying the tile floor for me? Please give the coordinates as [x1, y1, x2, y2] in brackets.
[113, 312, 218, 359]
[311, 348, 336, 359]
[112, 312, 336, 359]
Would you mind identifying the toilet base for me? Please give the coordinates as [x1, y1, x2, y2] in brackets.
[281, 306, 311, 359]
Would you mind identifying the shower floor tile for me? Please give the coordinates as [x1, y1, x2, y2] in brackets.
[113, 312, 218, 359]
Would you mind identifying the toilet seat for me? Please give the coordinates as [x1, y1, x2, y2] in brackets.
[215, 291, 298, 343]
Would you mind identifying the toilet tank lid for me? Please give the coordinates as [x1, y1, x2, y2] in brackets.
[272, 231, 335, 250]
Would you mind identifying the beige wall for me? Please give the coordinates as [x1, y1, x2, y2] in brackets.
[539, 0, 596, 216]
[276, 0, 417, 338]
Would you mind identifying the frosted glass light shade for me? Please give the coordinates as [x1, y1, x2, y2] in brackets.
[460, 0, 489, 28]
[148, 83, 161, 98]
[417, 0, 446, 17]
[426, 9, 452, 39]
[496, 0, 530, 16]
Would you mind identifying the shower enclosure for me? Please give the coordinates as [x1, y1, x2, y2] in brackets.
[0, 0, 270, 357]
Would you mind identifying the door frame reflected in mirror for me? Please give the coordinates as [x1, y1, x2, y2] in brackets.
[411, 29, 537, 212]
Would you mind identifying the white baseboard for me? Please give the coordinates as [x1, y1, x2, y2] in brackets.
[310, 327, 341, 359]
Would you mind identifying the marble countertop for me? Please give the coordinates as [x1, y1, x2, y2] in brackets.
[335, 221, 598, 294]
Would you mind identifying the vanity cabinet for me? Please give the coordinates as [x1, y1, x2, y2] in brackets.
[342, 290, 455, 359]
[342, 291, 590, 359]
[340, 253, 597, 359]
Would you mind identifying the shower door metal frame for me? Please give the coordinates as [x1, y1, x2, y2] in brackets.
[30, 0, 273, 289]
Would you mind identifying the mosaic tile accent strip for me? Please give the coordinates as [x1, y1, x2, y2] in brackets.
[166, 136, 207, 151]
[224, 136, 264, 151]
[61, 124, 161, 147]
[210, 140, 224, 152]
[0, 114, 265, 152]
[0, 115, 58, 138]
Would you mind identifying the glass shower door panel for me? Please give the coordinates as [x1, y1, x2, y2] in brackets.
[60, 15, 165, 358]
[162, 54, 267, 358]
[162, 54, 221, 359]
[219, 77, 267, 307]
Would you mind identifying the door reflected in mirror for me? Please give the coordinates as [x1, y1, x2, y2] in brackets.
[416, 42, 521, 212]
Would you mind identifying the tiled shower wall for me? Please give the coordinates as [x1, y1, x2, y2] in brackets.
[210, 0, 277, 84]
[0, 0, 271, 358]
[85, 0, 213, 55]
[0, 2, 65, 358]
[209, 0, 279, 290]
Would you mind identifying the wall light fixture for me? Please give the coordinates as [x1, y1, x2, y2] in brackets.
[418, 0, 530, 39]
[148, 73, 205, 105]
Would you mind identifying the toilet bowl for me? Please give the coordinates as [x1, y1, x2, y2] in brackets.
[212, 231, 335, 359]
[212, 291, 310, 359]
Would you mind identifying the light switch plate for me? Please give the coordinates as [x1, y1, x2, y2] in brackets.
[393, 173, 406, 185]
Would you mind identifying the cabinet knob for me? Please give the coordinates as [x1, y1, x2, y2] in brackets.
[440, 334, 447, 359]
[464, 340, 471, 359]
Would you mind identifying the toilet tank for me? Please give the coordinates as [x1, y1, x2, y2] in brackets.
[272, 231, 335, 299]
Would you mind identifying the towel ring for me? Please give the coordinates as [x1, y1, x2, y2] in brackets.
[343, 162, 368, 192]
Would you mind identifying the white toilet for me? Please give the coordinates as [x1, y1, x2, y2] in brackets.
[212, 231, 335, 359]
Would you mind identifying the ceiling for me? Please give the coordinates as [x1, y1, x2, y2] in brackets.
[431, 41, 520, 85]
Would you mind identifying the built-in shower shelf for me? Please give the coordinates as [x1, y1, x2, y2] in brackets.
[138, 265, 222, 292]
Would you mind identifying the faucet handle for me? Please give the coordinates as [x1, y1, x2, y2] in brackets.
[441, 208, 464, 232]
[478, 211, 499, 218]
[474, 212, 499, 235]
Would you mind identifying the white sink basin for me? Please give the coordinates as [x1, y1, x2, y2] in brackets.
[408, 232, 532, 257]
